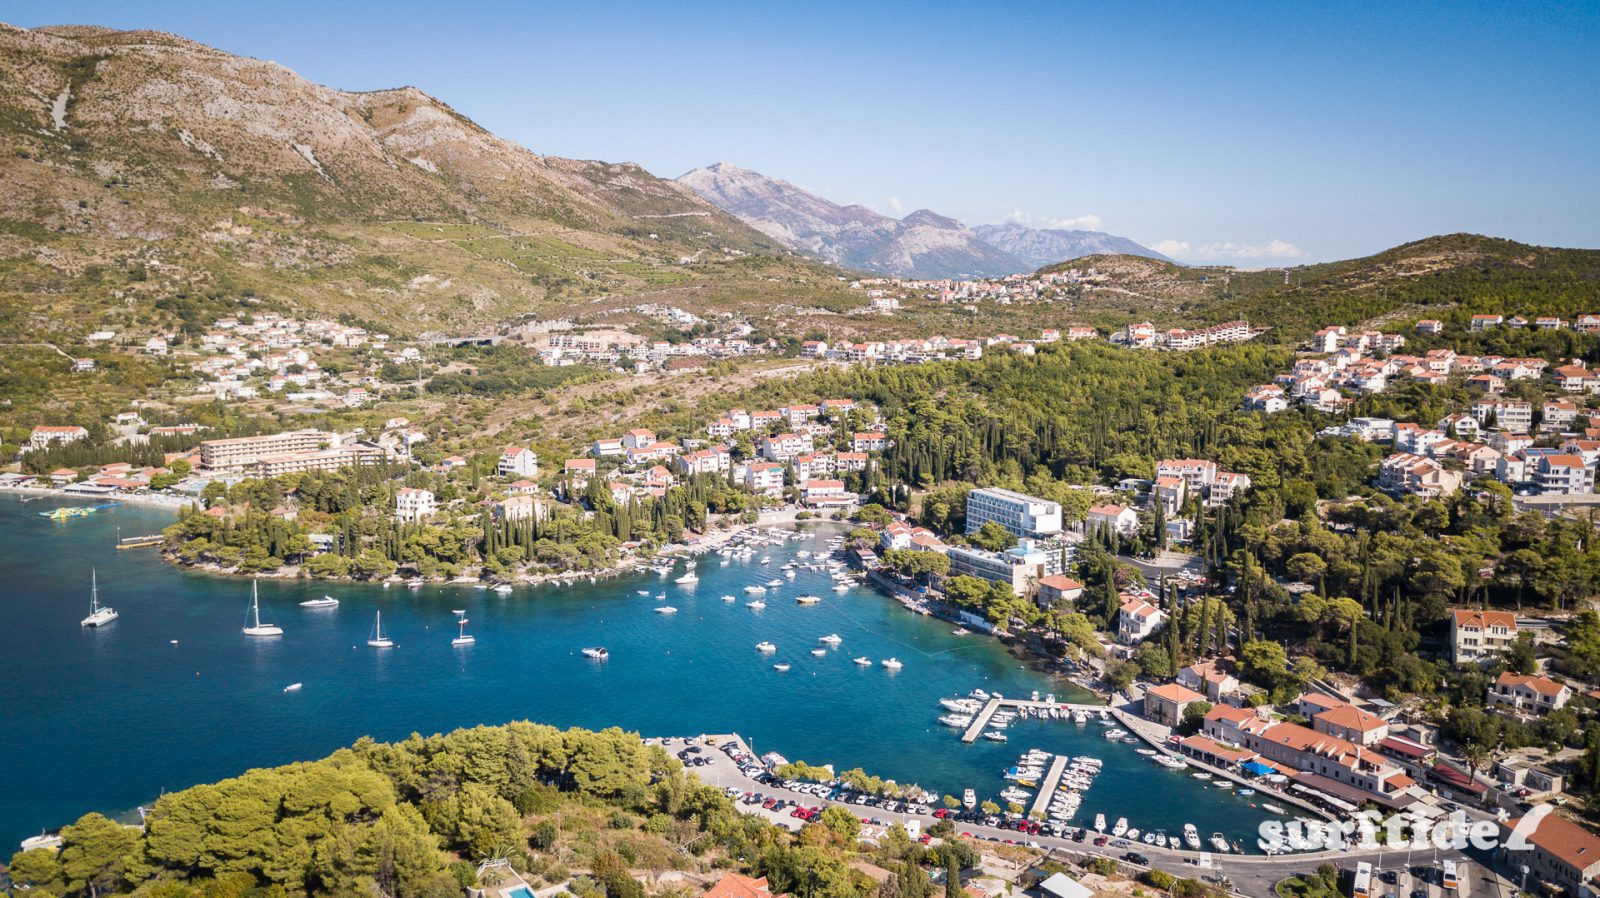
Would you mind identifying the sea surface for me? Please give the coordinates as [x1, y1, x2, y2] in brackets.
[0, 497, 1276, 849]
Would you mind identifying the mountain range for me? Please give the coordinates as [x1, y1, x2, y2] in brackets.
[676, 162, 1169, 279]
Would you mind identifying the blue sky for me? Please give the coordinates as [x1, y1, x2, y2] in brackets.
[9, 1, 1598, 265]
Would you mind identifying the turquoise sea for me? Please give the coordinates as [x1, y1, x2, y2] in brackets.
[0, 497, 1275, 849]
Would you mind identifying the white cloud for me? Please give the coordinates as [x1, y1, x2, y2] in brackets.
[1002, 208, 1104, 232]
[887, 196, 903, 214]
[1153, 238, 1308, 264]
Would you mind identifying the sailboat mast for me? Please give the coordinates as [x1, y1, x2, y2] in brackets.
[91, 569, 99, 612]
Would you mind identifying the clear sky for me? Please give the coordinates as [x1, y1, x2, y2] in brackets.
[8, 1, 1598, 265]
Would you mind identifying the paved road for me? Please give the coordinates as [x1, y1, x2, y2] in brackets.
[669, 736, 1492, 898]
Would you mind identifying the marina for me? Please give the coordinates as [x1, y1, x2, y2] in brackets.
[0, 498, 1278, 849]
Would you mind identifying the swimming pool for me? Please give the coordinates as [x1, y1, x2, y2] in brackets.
[504, 886, 535, 898]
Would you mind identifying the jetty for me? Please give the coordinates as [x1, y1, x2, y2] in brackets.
[1028, 754, 1072, 818]
[960, 696, 1112, 743]
[116, 534, 163, 549]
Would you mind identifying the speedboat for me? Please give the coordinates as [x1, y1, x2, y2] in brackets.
[983, 731, 1008, 742]
[1183, 824, 1201, 850]
[582, 647, 609, 660]
[940, 698, 982, 713]
[300, 595, 339, 608]
[853, 656, 872, 665]
[755, 641, 777, 652]
[1126, 828, 1141, 840]
[773, 662, 790, 672]
[963, 789, 976, 809]
[819, 634, 843, 645]
[1210, 833, 1230, 853]
[675, 571, 698, 584]
[881, 658, 902, 670]
[1112, 817, 1128, 837]
[654, 606, 678, 614]
[1093, 814, 1106, 833]
[1000, 787, 1031, 802]
[81, 570, 118, 627]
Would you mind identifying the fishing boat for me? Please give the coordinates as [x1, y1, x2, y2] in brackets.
[1112, 817, 1128, 837]
[819, 633, 843, 645]
[451, 612, 475, 646]
[755, 641, 777, 652]
[1210, 833, 1230, 853]
[283, 683, 302, 692]
[853, 656, 872, 665]
[1183, 824, 1201, 849]
[654, 606, 678, 614]
[795, 594, 821, 604]
[1093, 814, 1106, 832]
[881, 658, 903, 670]
[366, 610, 394, 648]
[80, 570, 118, 627]
[675, 571, 698, 584]
[242, 580, 283, 637]
[299, 595, 339, 608]
[582, 647, 609, 660]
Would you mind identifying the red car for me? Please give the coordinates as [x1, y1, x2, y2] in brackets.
[933, 809, 950, 818]
[918, 834, 932, 844]
[1094, 836, 1109, 847]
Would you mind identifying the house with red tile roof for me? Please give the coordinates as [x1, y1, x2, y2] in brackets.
[1451, 609, 1518, 664]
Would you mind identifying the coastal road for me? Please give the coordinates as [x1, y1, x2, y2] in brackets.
[672, 736, 1487, 898]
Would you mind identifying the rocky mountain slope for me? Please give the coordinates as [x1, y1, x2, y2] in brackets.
[677, 162, 1166, 279]
[971, 222, 1170, 268]
[0, 23, 854, 336]
[677, 162, 1022, 279]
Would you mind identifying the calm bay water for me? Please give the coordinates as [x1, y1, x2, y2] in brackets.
[0, 497, 1274, 848]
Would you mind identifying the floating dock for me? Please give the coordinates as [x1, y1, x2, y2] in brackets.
[961, 697, 1116, 743]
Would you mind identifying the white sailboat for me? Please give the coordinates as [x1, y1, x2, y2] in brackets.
[80, 570, 118, 627]
[366, 610, 394, 648]
[242, 580, 283, 637]
[451, 610, 475, 646]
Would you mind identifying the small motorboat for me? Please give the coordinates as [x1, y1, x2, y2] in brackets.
[881, 658, 903, 670]
[675, 571, 698, 584]
[493, 584, 514, 594]
[1237, 788, 1256, 797]
[299, 595, 339, 608]
[654, 606, 678, 614]
[582, 647, 609, 660]
[795, 594, 821, 604]
[1262, 803, 1287, 815]
[283, 683, 303, 692]
[953, 627, 970, 635]
[746, 600, 766, 610]
[721, 594, 737, 602]
[1112, 817, 1128, 837]
[810, 648, 827, 656]
[773, 662, 791, 671]
[853, 656, 872, 665]
[1183, 824, 1201, 850]
[819, 634, 843, 645]
[1191, 772, 1212, 780]
[982, 731, 1008, 742]
[755, 641, 777, 652]
[1210, 833, 1230, 853]
[1093, 814, 1106, 832]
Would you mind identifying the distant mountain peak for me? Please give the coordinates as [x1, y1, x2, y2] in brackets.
[677, 163, 1167, 278]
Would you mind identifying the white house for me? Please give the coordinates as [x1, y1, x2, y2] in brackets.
[394, 487, 437, 522]
[497, 445, 540, 479]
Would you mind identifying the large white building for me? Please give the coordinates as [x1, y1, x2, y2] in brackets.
[947, 542, 1051, 597]
[965, 487, 1063, 539]
[394, 487, 437, 522]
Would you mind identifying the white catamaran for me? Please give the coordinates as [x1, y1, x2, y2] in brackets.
[242, 580, 283, 637]
[80, 570, 118, 627]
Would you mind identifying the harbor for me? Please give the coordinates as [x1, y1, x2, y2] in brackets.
[0, 497, 1276, 849]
